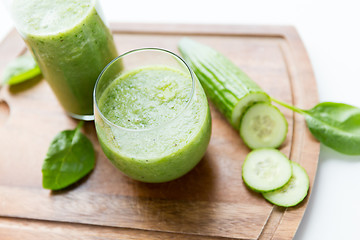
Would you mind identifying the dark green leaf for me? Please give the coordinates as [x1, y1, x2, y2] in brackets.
[272, 98, 360, 155]
[304, 102, 360, 155]
[2, 55, 41, 85]
[42, 122, 95, 190]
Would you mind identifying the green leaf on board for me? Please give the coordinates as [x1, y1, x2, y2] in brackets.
[2, 55, 41, 85]
[272, 98, 360, 155]
[42, 121, 95, 190]
[304, 102, 360, 155]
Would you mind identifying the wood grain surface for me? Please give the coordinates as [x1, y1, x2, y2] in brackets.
[0, 23, 320, 239]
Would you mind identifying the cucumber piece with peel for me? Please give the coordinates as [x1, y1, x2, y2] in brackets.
[178, 38, 270, 129]
[240, 102, 288, 149]
[263, 161, 309, 207]
[242, 148, 292, 192]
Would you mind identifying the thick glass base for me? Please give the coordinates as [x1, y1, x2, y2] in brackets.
[68, 112, 94, 121]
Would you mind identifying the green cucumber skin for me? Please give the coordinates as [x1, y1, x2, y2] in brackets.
[242, 148, 292, 193]
[240, 102, 288, 149]
[178, 38, 270, 129]
[262, 161, 310, 207]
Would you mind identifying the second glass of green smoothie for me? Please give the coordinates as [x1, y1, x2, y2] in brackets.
[10, 0, 118, 120]
[94, 48, 211, 183]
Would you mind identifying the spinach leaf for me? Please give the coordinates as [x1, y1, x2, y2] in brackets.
[304, 102, 360, 155]
[2, 55, 41, 85]
[272, 98, 360, 155]
[42, 121, 95, 190]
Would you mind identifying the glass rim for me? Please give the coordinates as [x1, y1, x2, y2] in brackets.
[9, 0, 99, 38]
[93, 47, 196, 132]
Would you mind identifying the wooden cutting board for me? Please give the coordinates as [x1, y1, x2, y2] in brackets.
[0, 23, 320, 240]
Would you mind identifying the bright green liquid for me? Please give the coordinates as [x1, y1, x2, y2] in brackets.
[96, 66, 211, 182]
[12, 0, 118, 117]
[99, 66, 192, 129]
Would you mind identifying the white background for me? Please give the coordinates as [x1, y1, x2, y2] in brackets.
[1, 0, 360, 239]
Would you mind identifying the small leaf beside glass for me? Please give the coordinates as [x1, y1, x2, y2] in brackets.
[42, 122, 95, 190]
[2, 55, 41, 85]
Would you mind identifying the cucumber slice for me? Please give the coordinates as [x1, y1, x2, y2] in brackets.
[242, 148, 292, 192]
[240, 102, 288, 149]
[263, 161, 309, 207]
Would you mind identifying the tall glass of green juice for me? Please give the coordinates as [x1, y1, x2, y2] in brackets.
[9, 0, 118, 120]
[94, 49, 212, 183]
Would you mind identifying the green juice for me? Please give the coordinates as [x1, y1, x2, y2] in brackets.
[95, 66, 211, 183]
[12, 0, 118, 118]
